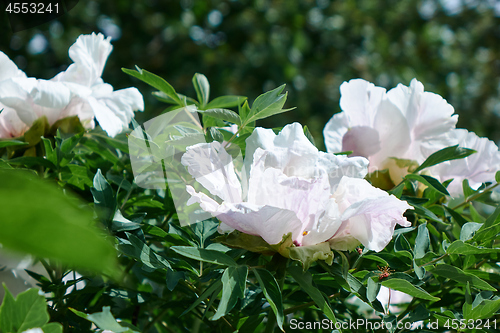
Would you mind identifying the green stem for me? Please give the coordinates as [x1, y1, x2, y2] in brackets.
[451, 182, 500, 210]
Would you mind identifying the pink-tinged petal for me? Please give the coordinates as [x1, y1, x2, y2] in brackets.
[323, 111, 349, 154]
[247, 148, 331, 240]
[59, 97, 95, 129]
[0, 52, 27, 81]
[301, 198, 343, 246]
[186, 185, 303, 245]
[431, 129, 500, 196]
[339, 79, 386, 127]
[341, 126, 381, 158]
[0, 77, 37, 126]
[181, 142, 242, 203]
[0, 106, 29, 138]
[330, 177, 411, 252]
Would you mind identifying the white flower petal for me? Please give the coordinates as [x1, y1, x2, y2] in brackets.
[0, 106, 29, 138]
[181, 142, 242, 203]
[431, 129, 500, 195]
[0, 51, 27, 81]
[330, 177, 411, 252]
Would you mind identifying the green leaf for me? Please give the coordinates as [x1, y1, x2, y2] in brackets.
[413, 145, 476, 173]
[246, 84, 292, 123]
[205, 96, 247, 109]
[180, 280, 223, 316]
[170, 246, 238, 267]
[303, 125, 316, 147]
[0, 285, 56, 333]
[91, 169, 116, 223]
[0, 139, 28, 148]
[462, 179, 476, 198]
[446, 240, 500, 255]
[463, 290, 500, 320]
[469, 203, 485, 222]
[0, 170, 117, 275]
[414, 223, 430, 259]
[253, 269, 284, 332]
[288, 265, 337, 323]
[41, 322, 63, 333]
[61, 164, 94, 190]
[70, 306, 137, 333]
[460, 222, 483, 241]
[381, 278, 439, 301]
[444, 206, 469, 226]
[205, 127, 224, 143]
[119, 233, 171, 270]
[123, 67, 182, 105]
[405, 174, 449, 196]
[427, 264, 496, 291]
[198, 108, 242, 125]
[212, 266, 248, 320]
[367, 278, 381, 303]
[288, 242, 334, 270]
[192, 73, 210, 107]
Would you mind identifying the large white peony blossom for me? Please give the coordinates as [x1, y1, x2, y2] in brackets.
[324, 78, 500, 196]
[181, 123, 411, 252]
[0, 33, 144, 138]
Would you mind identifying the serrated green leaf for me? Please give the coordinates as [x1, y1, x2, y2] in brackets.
[288, 265, 337, 323]
[171, 246, 238, 266]
[212, 266, 248, 320]
[427, 264, 496, 291]
[405, 174, 449, 196]
[253, 269, 284, 332]
[0, 286, 50, 333]
[193, 73, 210, 107]
[381, 278, 439, 301]
[123, 67, 182, 105]
[205, 95, 247, 109]
[0, 170, 117, 275]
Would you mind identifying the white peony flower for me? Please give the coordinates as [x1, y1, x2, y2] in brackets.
[53, 32, 144, 137]
[0, 33, 144, 138]
[324, 78, 500, 196]
[181, 123, 411, 252]
[324, 78, 457, 174]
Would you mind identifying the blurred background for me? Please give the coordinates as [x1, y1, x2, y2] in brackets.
[1, 0, 500, 150]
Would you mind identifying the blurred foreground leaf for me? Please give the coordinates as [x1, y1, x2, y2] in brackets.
[0, 169, 118, 276]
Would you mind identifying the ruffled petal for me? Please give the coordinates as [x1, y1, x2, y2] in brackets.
[431, 129, 500, 195]
[0, 51, 27, 81]
[0, 106, 29, 138]
[181, 141, 242, 203]
[186, 185, 303, 245]
[323, 111, 350, 154]
[339, 79, 386, 127]
[330, 177, 411, 252]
